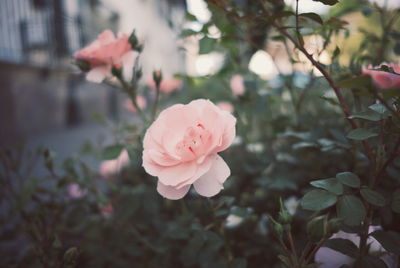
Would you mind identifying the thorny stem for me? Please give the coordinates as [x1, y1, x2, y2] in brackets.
[259, 1, 375, 162]
[117, 76, 148, 123]
[305, 237, 328, 264]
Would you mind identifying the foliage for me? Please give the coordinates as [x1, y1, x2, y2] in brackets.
[1, 0, 400, 267]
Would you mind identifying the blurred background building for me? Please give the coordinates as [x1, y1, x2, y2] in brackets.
[0, 0, 186, 146]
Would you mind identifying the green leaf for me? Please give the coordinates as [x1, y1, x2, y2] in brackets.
[360, 188, 385, 207]
[301, 189, 338, 211]
[199, 36, 217, 54]
[299, 13, 323, 24]
[337, 76, 371, 88]
[323, 238, 359, 258]
[391, 189, 400, 213]
[337, 195, 366, 226]
[336, 172, 361, 188]
[368, 103, 387, 114]
[310, 178, 343, 195]
[353, 256, 388, 268]
[346, 128, 378, 141]
[230, 258, 247, 268]
[102, 144, 124, 160]
[370, 230, 400, 254]
[349, 110, 382, 121]
[312, 0, 339, 5]
[332, 46, 341, 59]
[181, 29, 198, 37]
[185, 13, 197, 21]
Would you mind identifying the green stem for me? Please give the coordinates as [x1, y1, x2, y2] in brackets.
[152, 83, 161, 120]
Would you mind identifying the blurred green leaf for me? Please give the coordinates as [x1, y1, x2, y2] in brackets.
[301, 189, 338, 211]
[299, 13, 323, 24]
[337, 195, 366, 226]
[199, 36, 217, 54]
[346, 128, 377, 141]
[323, 238, 359, 258]
[353, 256, 388, 268]
[368, 103, 387, 114]
[336, 172, 361, 188]
[360, 187, 385, 207]
[310, 178, 343, 195]
[230, 258, 247, 268]
[370, 230, 400, 254]
[349, 110, 381, 121]
[337, 76, 371, 88]
[102, 145, 124, 160]
[313, 0, 339, 5]
[391, 189, 400, 213]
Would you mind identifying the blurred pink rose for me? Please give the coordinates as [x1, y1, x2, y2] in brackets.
[230, 74, 245, 96]
[362, 63, 400, 89]
[124, 96, 147, 113]
[74, 29, 137, 83]
[67, 183, 87, 199]
[142, 99, 236, 200]
[146, 76, 182, 93]
[99, 149, 130, 178]
[315, 227, 398, 268]
[100, 203, 113, 218]
[217, 101, 234, 113]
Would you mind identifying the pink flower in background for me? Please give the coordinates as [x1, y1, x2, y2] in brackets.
[146, 76, 182, 93]
[99, 149, 130, 178]
[74, 29, 137, 83]
[362, 63, 400, 89]
[315, 227, 398, 268]
[142, 99, 236, 200]
[67, 183, 87, 199]
[124, 96, 147, 113]
[100, 203, 114, 218]
[230, 74, 245, 96]
[217, 101, 234, 113]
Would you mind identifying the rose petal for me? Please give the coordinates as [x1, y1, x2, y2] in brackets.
[86, 66, 111, 83]
[157, 181, 190, 200]
[121, 51, 138, 82]
[175, 155, 213, 189]
[193, 154, 230, 197]
[158, 161, 197, 186]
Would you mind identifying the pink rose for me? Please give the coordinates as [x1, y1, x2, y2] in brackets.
[230, 74, 245, 96]
[217, 101, 234, 113]
[142, 99, 236, 200]
[315, 227, 398, 268]
[124, 96, 147, 113]
[67, 183, 87, 199]
[74, 30, 138, 83]
[362, 63, 400, 89]
[99, 149, 130, 179]
[146, 76, 182, 93]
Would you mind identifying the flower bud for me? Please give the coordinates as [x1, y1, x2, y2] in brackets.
[128, 30, 138, 49]
[269, 215, 284, 237]
[307, 215, 328, 242]
[135, 68, 143, 80]
[153, 70, 163, 87]
[327, 218, 342, 235]
[112, 65, 122, 78]
[278, 198, 292, 225]
[76, 59, 91, 72]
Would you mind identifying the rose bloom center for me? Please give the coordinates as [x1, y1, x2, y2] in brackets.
[175, 123, 211, 161]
